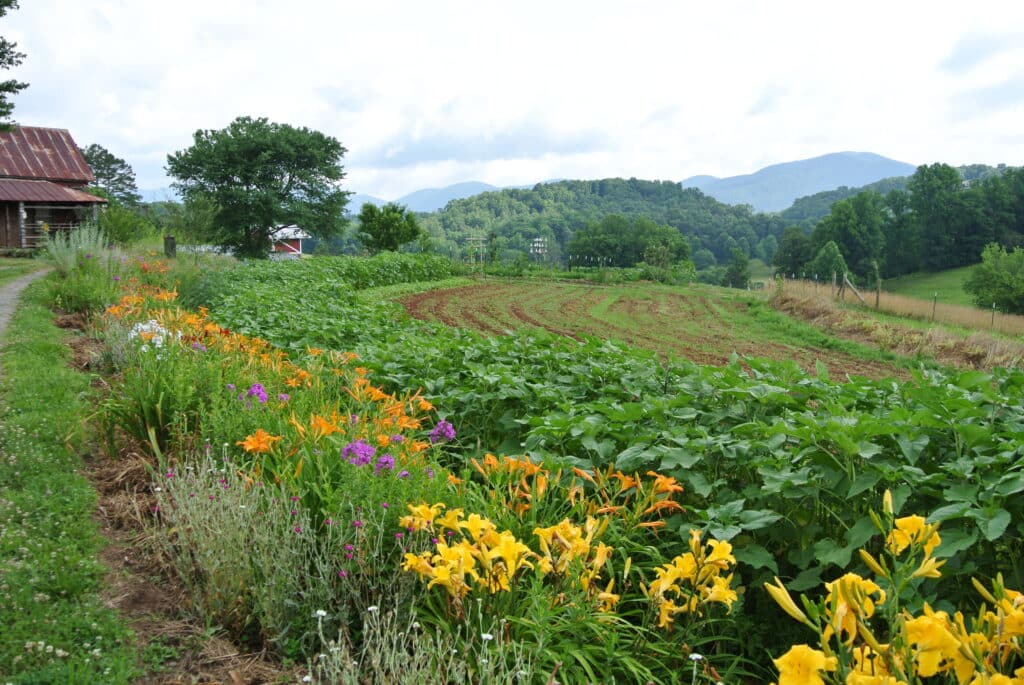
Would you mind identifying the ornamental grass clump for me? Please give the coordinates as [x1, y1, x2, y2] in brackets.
[764, 491, 1024, 684]
[41, 225, 129, 314]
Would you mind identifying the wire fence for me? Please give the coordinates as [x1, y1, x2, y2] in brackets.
[766, 277, 1024, 337]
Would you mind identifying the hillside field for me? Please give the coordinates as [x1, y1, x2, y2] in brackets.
[399, 279, 903, 379]
[882, 265, 976, 306]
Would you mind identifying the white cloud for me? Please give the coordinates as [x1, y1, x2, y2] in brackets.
[5, 0, 1024, 198]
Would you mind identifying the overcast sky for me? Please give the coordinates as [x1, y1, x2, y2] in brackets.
[6, 1, 1024, 199]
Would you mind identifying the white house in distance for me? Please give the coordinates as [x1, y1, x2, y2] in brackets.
[270, 224, 310, 258]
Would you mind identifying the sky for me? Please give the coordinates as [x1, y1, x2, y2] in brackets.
[5, 1, 1024, 200]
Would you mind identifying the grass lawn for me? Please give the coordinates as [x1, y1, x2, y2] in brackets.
[0, 280, 140, 683]
[882, 265, 977, 307]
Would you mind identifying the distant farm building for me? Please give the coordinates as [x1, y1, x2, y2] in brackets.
[0, 126, 107, 248]
[271, 224, 310, 257]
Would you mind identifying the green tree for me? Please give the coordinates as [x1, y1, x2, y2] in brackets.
[81, 143, 142, 206]
[808, 240, 849, 283]
[166, 116, 350, 258]
[773, 226, 812, 277]
[881, 189, 918, 277]
[0, 1, 26, 129]
[566, 214, 687, 268]
[964, 243, 1024, 313]
[810, 191, 884, 280]
[909, 163, 966, 271]
[722, 247, 750, 289]
[356, 202, 422, 253]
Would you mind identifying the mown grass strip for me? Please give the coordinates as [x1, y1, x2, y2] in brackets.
[0, 281, 139, 683]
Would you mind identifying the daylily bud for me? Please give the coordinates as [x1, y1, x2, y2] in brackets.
[764, 577, 811, 626]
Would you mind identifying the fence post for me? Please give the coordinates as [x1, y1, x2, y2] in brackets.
[992, 302, 996, 328]
[931, 292, 937, 322]
[164, 235, 176, 259]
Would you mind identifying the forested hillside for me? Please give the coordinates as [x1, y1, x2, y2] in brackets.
[418, 178, 786, 267]
[774, 164, 1024, 282]
[778, 163, 1013, 229]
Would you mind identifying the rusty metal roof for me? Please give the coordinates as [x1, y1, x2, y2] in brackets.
[0, 179, 107, 203]
[0, 126, 96, 183]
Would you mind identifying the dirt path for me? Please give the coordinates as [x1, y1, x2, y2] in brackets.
[0, 268, 51, 360]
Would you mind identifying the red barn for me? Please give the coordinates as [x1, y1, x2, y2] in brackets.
[0, 126, 107, 248]
[270, 224, 310, 257]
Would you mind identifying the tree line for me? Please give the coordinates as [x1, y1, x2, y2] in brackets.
[772, 163, 1024, 284]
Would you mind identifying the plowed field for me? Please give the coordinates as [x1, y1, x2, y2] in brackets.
[399, 280, 904, 379]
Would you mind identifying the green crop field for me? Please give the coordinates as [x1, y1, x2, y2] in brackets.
[20, 249, 1024, 684]
[399, 279, 905, 378]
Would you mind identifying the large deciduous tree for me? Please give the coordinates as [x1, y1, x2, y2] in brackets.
[566, 214, 688, 268]
[81, 143, 142, 206]
[773, 226, 813, 277]
[166, 116, 350, 258]
[964, 243, 1024, 313]
[356, 202, 423, 253]
[722, 247, 750, 289]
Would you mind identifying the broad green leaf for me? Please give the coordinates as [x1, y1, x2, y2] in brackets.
[733, 543, 778, 574]
[737, 508, 782, 530]
[706, 523, 742, 541]
[847, 471, 882, 498]
[995, 471, 1024, 497]
[935, 527, 978, 558]
[659, 447, 701, 470]
[973, 508, 1011, 541]
[928, 502, 971, 522]
[943, 483, 979, 503]
[788, 566, 824, 592]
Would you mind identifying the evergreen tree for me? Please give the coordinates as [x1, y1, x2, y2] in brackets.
[0, 1, 26, 129]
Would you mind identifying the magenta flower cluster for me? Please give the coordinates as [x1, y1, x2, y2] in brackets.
[342, 440, 376, 466]
[429, 420, 456, 444]
[247, 382, 268, 403]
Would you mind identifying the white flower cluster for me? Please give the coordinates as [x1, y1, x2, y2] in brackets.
[129, 319, 180, 353]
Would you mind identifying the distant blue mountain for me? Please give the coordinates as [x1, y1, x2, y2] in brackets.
[396, 181, 500, 212]
[139, 187, 179, 203]
[348, 193, 386, 211]
[681, 152, 916, 212]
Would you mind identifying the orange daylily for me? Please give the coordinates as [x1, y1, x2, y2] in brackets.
[236, 429, 283, 454]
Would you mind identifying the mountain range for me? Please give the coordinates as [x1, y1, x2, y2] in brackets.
[679, 152, 916, 212]
[141, 152, 918, 214]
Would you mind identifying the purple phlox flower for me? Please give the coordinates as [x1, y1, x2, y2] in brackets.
[426, 467, 435, 479]
[429, 420, 456, 444]
[112, 275, 120, 282]
[226, 383, 236, 390]
[374, 453, 395, 474]
[237, 392, 245, 401]
[277, 393, 290, 402]
[84, 253, 92, 259]
[247, 383, 268, 403]
[390, 434, 404, 443]
[349, 414, 360, 424]
[397, 469, 410, 479]
[342, 440, 375, 466]
[381, 502, 390, 509]
[191, 342, 207, 352]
